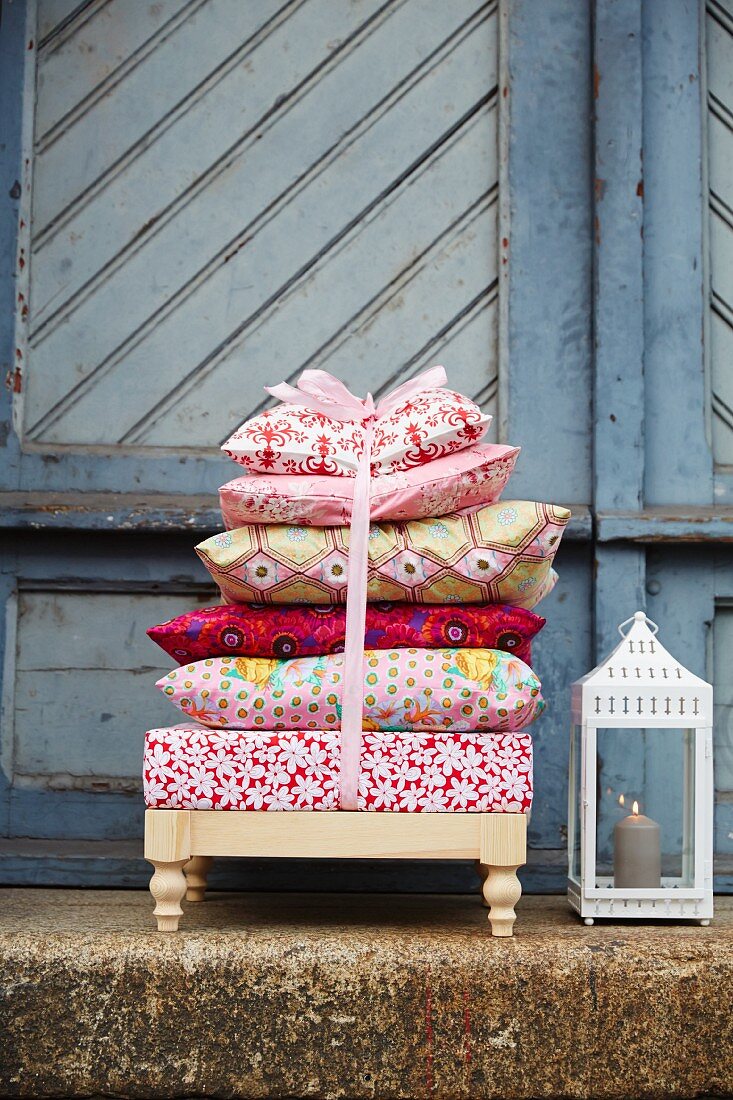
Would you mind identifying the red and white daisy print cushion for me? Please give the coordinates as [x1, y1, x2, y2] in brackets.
[143, 726, 533, 813]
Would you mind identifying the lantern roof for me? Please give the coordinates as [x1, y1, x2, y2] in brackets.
[571, 612, 712, 725]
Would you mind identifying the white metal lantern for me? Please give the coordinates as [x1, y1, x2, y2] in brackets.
[568, 611, 713, 925]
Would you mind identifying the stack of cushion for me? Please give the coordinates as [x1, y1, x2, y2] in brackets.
[144, 378, 569, 813]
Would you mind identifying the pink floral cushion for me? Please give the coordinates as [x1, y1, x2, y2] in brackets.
[219, 443, 519, 527]
[221, 388, 489, 477]
[157, 647, 545, 733]
[143, 726, 533, 813]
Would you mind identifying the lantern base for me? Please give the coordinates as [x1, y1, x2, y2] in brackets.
[568, 877, 713, 923]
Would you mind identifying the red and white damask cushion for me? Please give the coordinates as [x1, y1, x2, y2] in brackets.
[221, 388, 489, 478]
[219, 443, 519, 527]
[143, 725, 533, 813]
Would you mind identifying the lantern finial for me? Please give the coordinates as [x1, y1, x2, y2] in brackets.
[617, 610, 658, 637]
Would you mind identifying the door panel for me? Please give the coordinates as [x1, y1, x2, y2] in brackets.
[707, 0, 733, 470]
[23, 0, 499, 452]
[704, 5, 733, 890]
[11, 0, 729, 897]
[9, 591, 214, 785]
[0, 529, 216, 846]
[2, 0, 515, 885]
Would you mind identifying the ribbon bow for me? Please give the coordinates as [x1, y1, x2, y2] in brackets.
[266, 364, 447, 423]
[263, 365, 448, 810]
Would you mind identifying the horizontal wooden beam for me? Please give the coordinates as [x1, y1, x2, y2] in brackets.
[5, 496, 733, 544]
[188, 809, 488, 860]
[597, 507, 733, 543]
[0, 492, 222, 533]
[0, 494, 594, 539]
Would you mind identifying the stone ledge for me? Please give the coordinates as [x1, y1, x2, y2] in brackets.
[1, 890, 731, 1099]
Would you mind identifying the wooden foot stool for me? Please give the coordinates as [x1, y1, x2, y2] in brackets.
[145, 809, 527, 937]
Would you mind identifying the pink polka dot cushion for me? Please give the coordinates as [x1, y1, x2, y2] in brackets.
[157, 647, 545, 734]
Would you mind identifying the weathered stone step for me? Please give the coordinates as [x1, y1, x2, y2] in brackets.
[1, 890, 731, 1098]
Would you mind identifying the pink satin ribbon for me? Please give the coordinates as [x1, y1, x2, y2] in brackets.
[265, 365, 448, 809]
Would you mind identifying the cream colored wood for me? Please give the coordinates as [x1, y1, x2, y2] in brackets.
[144, 808, 190, 863]
[148, 859, 187, 932]
[144, 810, 527, 935]
[480, 812, 527, 866]
[483, 864, 522, 937]
[189, 810, 482, 859]
[184, 855, 213, 902]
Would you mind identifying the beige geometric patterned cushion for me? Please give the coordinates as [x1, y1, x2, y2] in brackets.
[196, 501, 570, 609]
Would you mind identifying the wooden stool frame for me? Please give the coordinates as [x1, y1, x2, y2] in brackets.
[145, 809, 527, 937]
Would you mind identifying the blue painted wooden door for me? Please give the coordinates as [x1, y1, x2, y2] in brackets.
[0, 0, 730, 892]
[0, 0, 511, 886]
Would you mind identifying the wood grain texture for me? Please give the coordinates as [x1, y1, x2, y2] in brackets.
[144, 808, 190, 862]
[482, 863, 522, 936]
[479, 811, 526, 865]
[147, 809, 527, 934]
[148, 859, 187, 931]
[642, 0, 710, 505]
[189, 809, 486, 859]
[184, 854, 212, 902]
[21, 0, 500, 452]
[707, 1, 733, 472]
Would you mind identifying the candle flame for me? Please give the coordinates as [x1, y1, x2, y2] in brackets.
[632, 800, 639, 816]
[618, 794, 625, 807]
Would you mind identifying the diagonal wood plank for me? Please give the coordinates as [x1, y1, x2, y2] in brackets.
[23, 0, 499, 450]
[29, 8, 495, 438]
[35, 0, 194, 142]
[126, 102, 497, 445]
[29, 0, 459, 337]
[32, 0, 295, 236]
[36, 0, 100, 48]
[42, 97, 497, 445]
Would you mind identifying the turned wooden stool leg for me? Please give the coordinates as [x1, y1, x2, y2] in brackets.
[480, 814, 527, 938]
[482, 865, 522, 936]
[184, 855, 213, 902]
[149, 860, 187, 931]
[144, 809, 191, 932]
[475, 860, 490, 907]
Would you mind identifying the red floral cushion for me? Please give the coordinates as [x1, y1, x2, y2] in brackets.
[147, 602, 544, 665]
[143, 726, 533, 813]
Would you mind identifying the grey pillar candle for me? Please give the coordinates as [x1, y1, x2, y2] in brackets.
[613, 802, 661, 888]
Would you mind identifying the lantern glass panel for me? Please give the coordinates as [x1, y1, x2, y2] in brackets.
[569, 723, 582, 884]
[594, 727, 696, 888]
